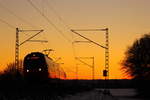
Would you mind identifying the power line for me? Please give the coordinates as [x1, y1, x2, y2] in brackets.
[46, 0, 78, 72]
[71, 29, 107, 49]
[0, 18, 15, 29]
[47, 0, 75, 43]
[0, 2, 37, 28]
[71, 28, 110, 80]
[47, 0, 71, 30]
[26, 0, 71, 42]
[46, 0, 78, 74]
[27, 0, 77, 79]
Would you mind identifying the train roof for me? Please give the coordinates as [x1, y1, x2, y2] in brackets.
[24, 52, 53, 60]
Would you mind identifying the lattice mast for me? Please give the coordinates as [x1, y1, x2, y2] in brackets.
[104, 28, 109, 79]
[15, 28, 19, 71]
[71, 28, 109, 79]
[15, 28, 45, 71]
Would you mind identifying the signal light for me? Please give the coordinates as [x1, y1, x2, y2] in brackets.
[38, 68, 42, 71]
[27, 69, 29, 72]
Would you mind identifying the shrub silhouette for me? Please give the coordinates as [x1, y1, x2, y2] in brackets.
[0, 60, 23, 80]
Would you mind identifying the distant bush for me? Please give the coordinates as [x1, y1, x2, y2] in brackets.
[0, 60, 23, 80]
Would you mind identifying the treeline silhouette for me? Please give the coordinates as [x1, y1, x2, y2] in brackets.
[122, 33, 150, 97]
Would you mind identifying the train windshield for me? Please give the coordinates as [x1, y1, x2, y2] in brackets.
[24, 55, 46, 69]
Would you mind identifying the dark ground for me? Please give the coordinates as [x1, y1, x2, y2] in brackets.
[0, 79, 149, 100]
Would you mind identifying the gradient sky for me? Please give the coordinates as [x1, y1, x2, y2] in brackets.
[0, 0, 150, 79]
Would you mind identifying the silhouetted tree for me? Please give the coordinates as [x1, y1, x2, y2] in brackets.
[122, 34, 150, 80]
[122, 34, 150, 97]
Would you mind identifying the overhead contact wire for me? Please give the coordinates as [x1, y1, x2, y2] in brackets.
[47, 0, 71, 30]
[26, 0, 71, 43]
[0, 2, 37, 28]
[0, 18, 15, 29]
[47, 0, 78, 77]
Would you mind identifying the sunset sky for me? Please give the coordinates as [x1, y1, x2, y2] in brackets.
[0, 0, 150, 79]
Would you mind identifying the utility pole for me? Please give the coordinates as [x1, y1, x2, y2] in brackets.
[71, 28, 109, 79]
[15, 28, 19, 71]
[73, 40, 95, 80]
[15, 28, 46, 72]
[105, 28, 109, 79]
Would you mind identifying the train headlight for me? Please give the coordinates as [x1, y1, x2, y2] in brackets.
[27, 69, 29, 72]
[38, 68, 42, 71]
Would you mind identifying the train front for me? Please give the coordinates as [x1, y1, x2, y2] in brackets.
[23, 52, 48, 80]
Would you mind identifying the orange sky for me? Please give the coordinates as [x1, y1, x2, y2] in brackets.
[0, 0, 150, 79]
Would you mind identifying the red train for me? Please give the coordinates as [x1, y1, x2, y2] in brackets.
[23, 52, 66, 80]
